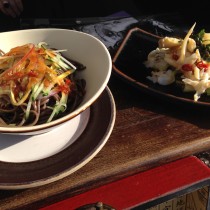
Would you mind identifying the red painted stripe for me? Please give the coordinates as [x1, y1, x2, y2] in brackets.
[41, 156, 210, 210]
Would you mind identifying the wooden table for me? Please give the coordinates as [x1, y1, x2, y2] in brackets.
[1, 71, 210, 209]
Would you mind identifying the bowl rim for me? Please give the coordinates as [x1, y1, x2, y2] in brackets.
[0, 28, 112, 133]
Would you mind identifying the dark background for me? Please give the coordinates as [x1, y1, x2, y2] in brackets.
[0, 0, 209, 31]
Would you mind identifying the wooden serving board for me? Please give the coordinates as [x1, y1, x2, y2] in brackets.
[1, 75, 210, 209]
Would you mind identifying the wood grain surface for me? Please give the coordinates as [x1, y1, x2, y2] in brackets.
[1, 74, 210, 209]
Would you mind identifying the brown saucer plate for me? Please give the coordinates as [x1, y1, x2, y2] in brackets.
[0, 86, 116, 189]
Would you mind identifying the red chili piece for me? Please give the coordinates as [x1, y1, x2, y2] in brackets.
[182, 64, 193, 71]
[196, 61, 209, 72]
[172, 54, 179, 60]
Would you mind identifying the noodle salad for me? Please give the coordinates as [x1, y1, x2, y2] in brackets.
[144, 23, 210, 102]
[0, 42, 86, 126]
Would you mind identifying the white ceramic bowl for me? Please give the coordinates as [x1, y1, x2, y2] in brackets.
[0, 28, 112, 135]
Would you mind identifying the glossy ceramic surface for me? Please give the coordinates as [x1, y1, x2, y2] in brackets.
[0, 86, 116, 189]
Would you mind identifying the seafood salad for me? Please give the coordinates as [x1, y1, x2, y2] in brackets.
[144, 23, 210, 102]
